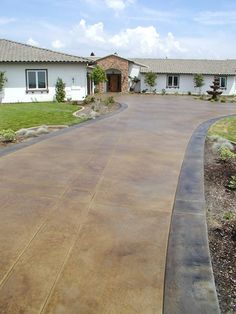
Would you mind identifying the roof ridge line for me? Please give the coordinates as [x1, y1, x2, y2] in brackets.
[131, 57, 236, 61]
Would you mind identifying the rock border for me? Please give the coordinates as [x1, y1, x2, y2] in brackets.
[0, 103, 127, 158]
[163, 115, 236, 314]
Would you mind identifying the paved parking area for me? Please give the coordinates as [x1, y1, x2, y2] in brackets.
[0, 95, 235, 314]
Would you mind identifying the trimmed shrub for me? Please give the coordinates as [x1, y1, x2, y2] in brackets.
[212, 140, 234, 154]
[223, 211, 235, 220]
[219, 146, 236, 161]
[55, 78, 66, 102]
[211, 136, 235, 156]
[104, 96, 115, 106]
[83, 95, 96, 105]
[227, 175, 236, 190]
[0, 129, 16, 142]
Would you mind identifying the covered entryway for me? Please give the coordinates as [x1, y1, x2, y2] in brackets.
[106, 69, 121, 92]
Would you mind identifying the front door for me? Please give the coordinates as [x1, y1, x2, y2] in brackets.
[107, 74, 121, 92]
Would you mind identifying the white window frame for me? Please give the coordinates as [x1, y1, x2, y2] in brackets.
[167, 75, 179, 88]
[26, 69, 48, 91]
[219, 76, 227, 90]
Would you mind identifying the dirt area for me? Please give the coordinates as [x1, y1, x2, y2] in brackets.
[205, 138, 236, 313]
[0, 101, 120, 150]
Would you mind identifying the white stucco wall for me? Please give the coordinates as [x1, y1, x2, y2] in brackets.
[0, 62, 87, 103]
[140, 73, 236, 95]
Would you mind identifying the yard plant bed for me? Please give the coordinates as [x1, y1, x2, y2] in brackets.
[205, 138, 236, 314]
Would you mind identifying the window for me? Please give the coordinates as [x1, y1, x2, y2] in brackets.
[219, 76, 227, 89]
[26, 70, 48, 90]
[167, 75, 179, 88]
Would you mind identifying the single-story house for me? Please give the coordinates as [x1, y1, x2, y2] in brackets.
[1, 39, 236, 103]
[0, 39, 90, 103]
[133, 58, 236, 95]
[90, 54, 236, 95]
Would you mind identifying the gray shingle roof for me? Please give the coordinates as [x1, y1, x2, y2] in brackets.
[0, 39, 89, 63]
[131, 58, 236, 75]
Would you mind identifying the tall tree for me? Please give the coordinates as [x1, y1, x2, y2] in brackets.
[90, 66, 107, 93]
[144, 72, 157, 92]
[194, 74, 205, 95]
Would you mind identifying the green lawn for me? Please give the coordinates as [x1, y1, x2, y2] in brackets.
[208, 116, 236, 142]
[0, 102, 84, 131]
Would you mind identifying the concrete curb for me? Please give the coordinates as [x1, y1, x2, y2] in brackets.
[72, 106, 85, 117]
[163, 115, 236, 314]
[0, 103, 127, 158]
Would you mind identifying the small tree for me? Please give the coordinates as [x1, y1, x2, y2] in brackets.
[55, 78, 66, 102]
[0, 71, 7, 92]
[194, 74, 204, 95]
[144, 72, 157, 92]
[90, 66, 107, 93]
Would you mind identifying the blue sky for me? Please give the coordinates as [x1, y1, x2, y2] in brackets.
[1, 0, 236, 58]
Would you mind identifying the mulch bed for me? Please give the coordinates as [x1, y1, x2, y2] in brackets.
[205, 139, 236, 313]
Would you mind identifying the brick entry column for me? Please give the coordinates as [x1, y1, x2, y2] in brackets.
[96, 55, 129, 93]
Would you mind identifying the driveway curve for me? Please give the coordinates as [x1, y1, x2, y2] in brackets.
[0, 95, 235, 314]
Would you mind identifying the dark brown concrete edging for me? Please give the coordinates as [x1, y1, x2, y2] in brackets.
[0, 103, 127, 158]
[163, 115, 235, 314]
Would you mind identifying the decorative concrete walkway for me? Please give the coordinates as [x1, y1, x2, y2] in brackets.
[0, 95, 235, 314]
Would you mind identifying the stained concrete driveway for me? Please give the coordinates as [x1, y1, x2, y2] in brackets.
[0, 95, 235, 314]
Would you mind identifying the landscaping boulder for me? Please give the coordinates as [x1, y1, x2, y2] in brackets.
[16, 128, 28, 136]
[36, 126, 49, 135]
[89, 110, 100, 119]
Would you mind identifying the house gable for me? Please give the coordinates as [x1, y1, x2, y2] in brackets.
[96, 55, 129, 93]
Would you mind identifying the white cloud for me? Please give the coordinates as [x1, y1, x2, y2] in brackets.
[0, 17, 16, 25]
[69, 19, 185, 57]
[105, 0, 134, 11]
[195, 11, 236, 25]
[16, 18, 236, 59]
[110, 26, 161, 54]
[163, 32, 186, 54]
[109, 26, 185, 56]
[52, 39, 64, 49]
[105, 0, 125, 10]
[84, 0, 134, 12]
[71, 19, 105, 43]
[27, 38, 39, 46]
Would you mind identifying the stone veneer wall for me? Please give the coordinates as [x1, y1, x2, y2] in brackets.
[96, 56, 129, 93]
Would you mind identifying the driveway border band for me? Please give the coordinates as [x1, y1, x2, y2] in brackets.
[0, 103, 127, 158]
[163, 115, 236, 314]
